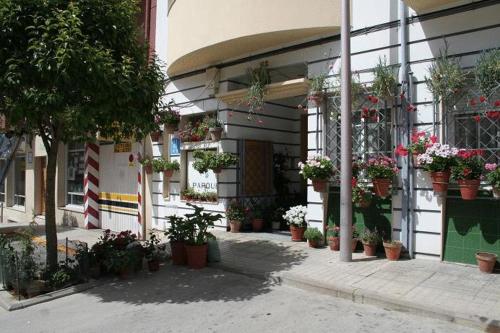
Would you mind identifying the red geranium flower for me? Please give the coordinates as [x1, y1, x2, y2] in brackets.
[495, 100, 500, 107]
[395, 144, 409, 157]
[470, 98, 477, 107]
[473, 115, 481, 122]
[479, 96, 487, 103]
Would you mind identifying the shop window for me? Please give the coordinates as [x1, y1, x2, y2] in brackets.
[13, 154, 25, 207]
[66, 143, 85, 206]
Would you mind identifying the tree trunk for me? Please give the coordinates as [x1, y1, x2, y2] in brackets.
[45, 141, 59, 272]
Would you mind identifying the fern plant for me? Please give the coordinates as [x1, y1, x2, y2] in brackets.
[372, 57, 397, 99]
[475, 49, 500, 97]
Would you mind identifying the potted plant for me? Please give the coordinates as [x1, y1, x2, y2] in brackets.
[361, 229, 381, 256]
[485, 163, 500, 199]
[372, 57, 397, 101]
[242, 62, 270, 118]
[475, 252, 497, 274]
[139, 155, 154, 174]
[451, 149, 484, 200]
[402, 131, 438, 166]
[206, 117, 224, 141]
[352, 178, 372, 208]
[184, 203, 222, 269]
[366, 156, 398, 198]
[144, 233, 162, 272]
[152, 158, 180, 179]
[308, 73, 327, 106]
[104, 249, 133, 279]
[150, 130, 162, 142]
[271, 207, 285, 231]
[250, 201, 265, 232]
[283, 205, 307, 241]
[161, 107, 181, 134]
[383, 240, 403, 261]
[193, 150, 238, 174]
[474, 49, 500, 98]
[417, 143, 458, 194]
[304, 228, 323, 248]
[352, 226, 359, 252]
[298, 154, 335, 192]
[326, 223, 340, 251]
[165, 215, 189, 265]
[226, 200, 245, 233]
[426, 47, 466, 104]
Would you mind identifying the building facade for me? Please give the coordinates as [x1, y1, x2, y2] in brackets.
[2, 0, 498, 267]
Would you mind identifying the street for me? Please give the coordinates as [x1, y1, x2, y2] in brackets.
[0, 265, 479, 333]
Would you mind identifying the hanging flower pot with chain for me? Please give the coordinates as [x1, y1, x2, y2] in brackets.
[298, 155, 335, 193]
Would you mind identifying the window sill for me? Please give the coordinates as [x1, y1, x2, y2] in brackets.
[7, 205, 26, 213]
[181, 141, 219, 151]
[60, 205, 84, 214]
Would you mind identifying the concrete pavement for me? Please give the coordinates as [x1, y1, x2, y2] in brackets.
[212, 231, 500, 331]
[0, 265, 479, 333]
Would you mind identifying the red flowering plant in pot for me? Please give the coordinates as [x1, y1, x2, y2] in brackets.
[283, 205, 307, 242]
[417, 143, 459, 195]
[298, 154, 336, 192]
[165, 215, 190, 265]
[395, 131, 438, 166]
[366, 156, 398, 198]
[226, 200, 245, 233]
[184, 203, 222, 269]
[451, 149, 484, 200]
[485, 163, 500, 199]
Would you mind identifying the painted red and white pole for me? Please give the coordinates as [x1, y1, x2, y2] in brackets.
[84, 143, 100, 229]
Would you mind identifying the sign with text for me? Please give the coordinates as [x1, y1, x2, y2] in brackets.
[186, 151, 217, 193]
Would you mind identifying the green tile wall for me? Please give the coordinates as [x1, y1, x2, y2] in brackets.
[444, 191, 500, 266]
[327, 187, 392, 246]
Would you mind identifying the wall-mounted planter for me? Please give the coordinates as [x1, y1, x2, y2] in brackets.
[372, 178, 392, 198]
[457, 179, 480, 200]
[312, 179, 328, 192]
[209, 127, 223, 141]
[430, 171, 451, 194]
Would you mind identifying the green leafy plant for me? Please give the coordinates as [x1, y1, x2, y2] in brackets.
[181, 188, 217, 202]
[451, 150, 484, 181]
[179, 117, 209, 142]
[192, 150, 238, 173]
[243, 62, 270, 115]
[309, 73, 328, 92]
[298, 155, 335, 180]
[475, 49, 500, 97]
[366, 156, 398, 180]
[326, 223, 340, 239]
[144, 233, 162, 262]
[361, 229, 381, 245]
[184, 203, 222, 245]
[204, 116, 223, 129]
[49, 266, 73, 289]
[304, 228, 323, 242]
[372, 57, 397, 99]
[165, 215, 190, 242]
[103, 249, 133, 274]
[226, 200, 246, 222]
[485, 163, 500, 188]
[352, 181, 373, 206]
[138, 155, 154, 167]
[426, 48, 466, 103]
[151, 157, 180, 173]
[157, 106, 180, 126]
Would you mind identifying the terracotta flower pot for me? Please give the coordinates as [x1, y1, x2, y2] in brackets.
[150, 131, 162, 142]
[209, 127, 223, 141]
[165, 124, 178, 134]
[308, 91, 323, 107]
[290, 225, 306, 242]
[147, 260, 160, 272]
[412, 153, 420, 167]
[383, 241, 402, 261]
[229, 221, 241, 233]
[363, 242, 377, 256]
[144, 164, 153, 174]
[252, 218, 264, 232]
[170, 241, 187, 265]
[372, 178, 392, 198]
[458, 179, 480, 200]
[352, 238, 358, 252]
[329, 237, 340, 251]
[493, 187, 500, 199]
[312, 178, 328, 192]
[212, 167, 222, 174]
[475, 252, 497, 274]
[308, 240, 320, 248]
[164, 169, 174, 179]
[185, 243, 208, 269]
[430, 171, 450, 194]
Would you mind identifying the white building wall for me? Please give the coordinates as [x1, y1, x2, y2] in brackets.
[155, 0, 500, 258]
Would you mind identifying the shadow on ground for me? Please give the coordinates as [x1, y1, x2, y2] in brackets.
[83, 238, 307, 305]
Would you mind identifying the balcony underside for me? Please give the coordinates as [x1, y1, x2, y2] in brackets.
[404, 0, 461, 12]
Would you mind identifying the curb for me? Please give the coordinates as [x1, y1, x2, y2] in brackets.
[0, 280, 99, 311]
[214, 262, 500, 332]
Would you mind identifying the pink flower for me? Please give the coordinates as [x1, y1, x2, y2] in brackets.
[407, 104, 416, 112]
[430, 135, 438, 143]
[485, 163, 498, 171]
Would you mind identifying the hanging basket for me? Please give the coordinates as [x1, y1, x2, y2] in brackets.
[164, 124, 178, 134]
[372, 178, 392, 198]
[458, 179, 480, 200]
[209, 127, 223, 141]
[144, 165, 153, 174]
[212, 167, 222, 174]
[150, 131, 162, 142]
[430, 171, 451, 194]
[163, 169, 174, 179]
[308, 91, 323, 107]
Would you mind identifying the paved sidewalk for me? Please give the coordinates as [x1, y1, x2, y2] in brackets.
[212, 231, 500, 331]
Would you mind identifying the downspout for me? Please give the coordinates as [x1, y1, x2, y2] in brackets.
[142, 138, 147, 240]
[398, 0, 413, 257]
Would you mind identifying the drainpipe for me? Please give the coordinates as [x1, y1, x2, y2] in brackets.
[339, 0, 353, 262]
[399, 0, 413, 257]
